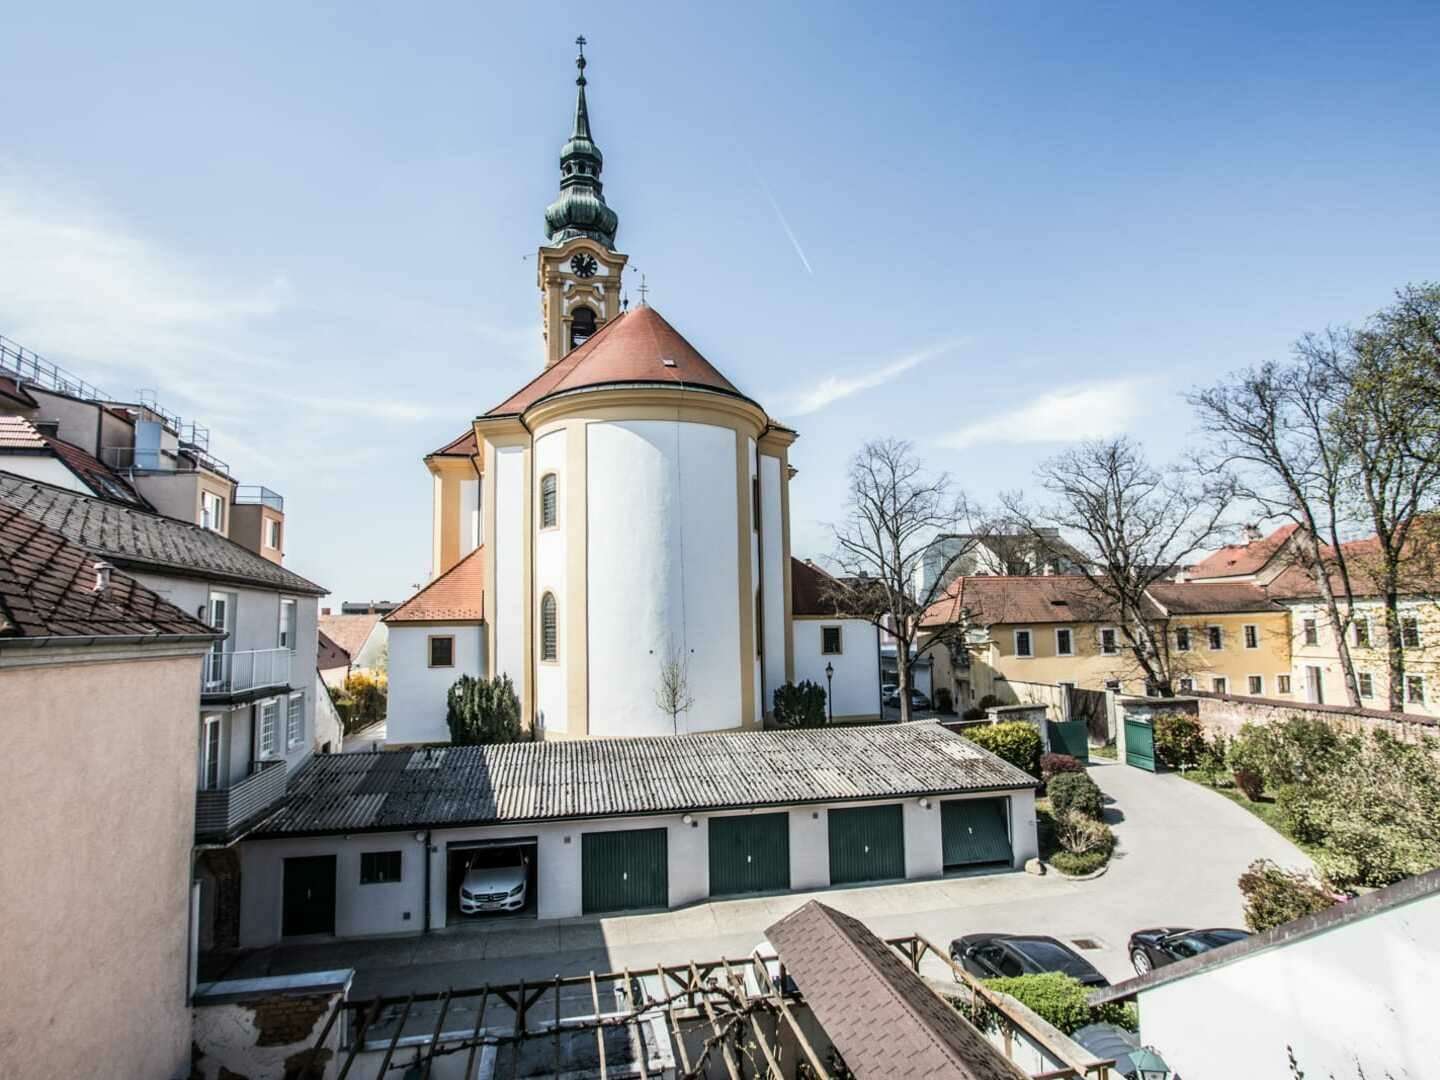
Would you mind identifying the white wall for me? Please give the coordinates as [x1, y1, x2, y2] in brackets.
[794, 619, 880, 718]
[587, 420, 741, 736]
[313, 672, 342, 753]
[0, 452, 90, 494]
[760, 451, 787, 713]
[533, 429, 567, 735]
[1137, 889, 1440, 1080]
[459, 478, 479, 556]
[493, 444, 526, 709]
[385, 622, 485, 744]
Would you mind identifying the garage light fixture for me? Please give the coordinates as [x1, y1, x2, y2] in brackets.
[917, 798, 932, 810]
[682, 814, 695, 826]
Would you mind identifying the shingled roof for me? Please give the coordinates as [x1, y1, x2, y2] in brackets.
[0, 502, 217, 642]
[0, 417, 150, 507]
[487, 306, 752, 418]
[767, 902, 1028, 1080]
[0, 473, 326, 596]
[258, 721, 1035, 837]
[1188, 524, 1300, 580]
[1146, 581, 1284, 615]
[385, 545, 484, 623]
[922, 575, 1145, 628]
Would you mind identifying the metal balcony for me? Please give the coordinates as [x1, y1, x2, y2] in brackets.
[195, 760, 287, 841]
[202, 648, 292, 700]
[234, 485, 285, 512]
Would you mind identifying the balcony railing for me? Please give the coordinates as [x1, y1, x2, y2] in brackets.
[101, 444, 232, 478]
[202, 648, 292, 697]
[195, 759, 287, 840]
[234, 485, 285, 512]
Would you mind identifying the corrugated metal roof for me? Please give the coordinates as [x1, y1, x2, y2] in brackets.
[258, 722, 1036, 836]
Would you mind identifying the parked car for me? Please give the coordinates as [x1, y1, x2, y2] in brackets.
[1127, 927, 1249, 975]
[458, 853, 529, 915]
[950, 934, 1109, 987]
[882, 687, 932, 711]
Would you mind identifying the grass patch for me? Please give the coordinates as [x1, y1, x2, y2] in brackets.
[1090, 741, 1118, 761]
[1178, 773, 1324, 859]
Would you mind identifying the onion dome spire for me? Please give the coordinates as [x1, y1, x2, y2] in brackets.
[544, 36, 620, 250]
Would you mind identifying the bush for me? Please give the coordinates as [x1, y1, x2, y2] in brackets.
[961, 706, 987, 722]
[1048, 772, 1104, 821]
[1195, 731, 1230, 786]
[1232, 767, 1265, 800]
[1153, 712, 1207, 770]
[1050, 849, 1112, 876]
[974, 974, 1137, 1035]
[964, 721, 1043, 778]
[1274, 784, 1328, 845]
[1055, 810, 1113, 856]
[772, 681, 827, 728]
[446, 674, 525, 745]
[1227, 717, 1346, 791]
[976, 694, 1002, 710]
[333, 670, 387, 734]
[1040, 753, 1084, 785]
[934, 687, 955, 715]
[1238, 859, 1337, 932]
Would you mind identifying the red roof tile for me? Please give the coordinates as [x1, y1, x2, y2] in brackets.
[317, 629, 350, 671]
[317, 612, 382, 657]
[922, 575, 1136, 627]
[0, 415, 46, 449]
[1189, 524, 1300, 579]
[429, 428, 478, 457]
[385, 546, 485, 623]
[1147, 581, 1283, 615]
[487, 306, 748, 417]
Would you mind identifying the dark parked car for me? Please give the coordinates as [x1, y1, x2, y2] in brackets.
[882, 687, 932, 711]
[949, 934, 1109, 987]
[1127, 927, 1250, 975]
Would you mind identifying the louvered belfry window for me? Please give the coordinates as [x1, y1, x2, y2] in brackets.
[541, 474, 558, 528]
[541, 593, 558, 661]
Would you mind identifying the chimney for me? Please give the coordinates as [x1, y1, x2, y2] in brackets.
[1242, 524, 1263, 543]
[92, 560, 115, 596]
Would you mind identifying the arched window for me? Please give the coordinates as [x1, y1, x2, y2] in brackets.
[541, 593, 558, 662]
[540, 473, 558, 529]
[570, 306, 597, 349]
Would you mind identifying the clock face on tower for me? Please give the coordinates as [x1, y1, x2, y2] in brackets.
[570, 253, 599, 279]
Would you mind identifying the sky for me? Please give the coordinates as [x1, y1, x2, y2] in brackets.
[2, 2, 1437, 603]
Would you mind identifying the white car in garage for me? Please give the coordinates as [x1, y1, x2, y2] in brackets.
[458, 853, 529, 915]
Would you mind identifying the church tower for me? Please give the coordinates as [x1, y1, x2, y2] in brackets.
[538, 37, 629, 369]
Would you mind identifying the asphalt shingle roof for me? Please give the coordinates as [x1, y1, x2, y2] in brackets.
[258, 721, 1036, 837]
[0, 473, 326, 596]
[0, 503, 217, 641]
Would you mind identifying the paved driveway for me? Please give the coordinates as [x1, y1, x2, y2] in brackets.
[207, 761, 1310, 996]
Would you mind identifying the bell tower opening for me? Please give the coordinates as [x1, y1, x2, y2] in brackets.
[569, 306, 597, 350]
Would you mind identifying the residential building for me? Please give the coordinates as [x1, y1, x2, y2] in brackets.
[236, 722, 1037, 943]
[1145, 581, 1292, 698]
[316, 627, 351, 687]
[0, 501, 219, 1080]
[317, 609, 388, 674]
[1092, 868, 1440, 1080]
[790, 558, 882, 720]
[911, 527, 1088, 601]
[1183, 522, 1303, 585]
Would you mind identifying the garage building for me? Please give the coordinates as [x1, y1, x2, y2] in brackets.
[236, 722, 1038, 947]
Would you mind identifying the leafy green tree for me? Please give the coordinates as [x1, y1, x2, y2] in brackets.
[964, 721, 1043, 777]
[446, 674, 524, 745]
[772, 681, 828, 728]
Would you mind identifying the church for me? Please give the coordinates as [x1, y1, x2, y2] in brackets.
[383, 39, 874, 743]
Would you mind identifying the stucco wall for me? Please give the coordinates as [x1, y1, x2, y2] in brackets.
[1137, 890, 1440, 1079]
[794, 618, 880, 718]
[760, 451, 786, 712]
[492, 444, 526, 708]
[1285, 598, 1440, 716]
[0, 651, 204, 1080]
[534, 429, 568, 734]
[0, 451, 90, 493]
[587, 419, 742, 736]
[386, 622, 485, 744]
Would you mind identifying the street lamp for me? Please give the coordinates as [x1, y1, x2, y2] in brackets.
[1130, 1047, 1170, 1080]
[824, 662, 834, 723]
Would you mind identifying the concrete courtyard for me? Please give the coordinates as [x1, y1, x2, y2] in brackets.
[205, 760, 1309, 997]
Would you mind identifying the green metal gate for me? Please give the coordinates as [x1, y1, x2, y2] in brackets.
[941, 798, 1012, 869]
[1047, 719, 1090, 763]
[708, 813, 790, 897]
[1125, 717, 1156, 772]
[828, 804, 905, 885]
[581, 828, 668, 914]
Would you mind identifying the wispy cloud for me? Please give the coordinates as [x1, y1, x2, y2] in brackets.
[780, 339, 964, 417]
[936, 379, 1147, 450]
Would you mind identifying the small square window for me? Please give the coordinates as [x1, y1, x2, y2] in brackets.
[1406, 675, 1425, 704]
[1055, 628, 1073, 656]
[360, 851, 402, 885]
[1178, 677, 1194, 692]
[1277, 674, 1292, 694]
[1358, 672, 1374, 699]
[1247, 675, 1263, 695]
[429, 636, 455, 668]
[1303, 618, 1319, 647]
[1207, 626, 1223, 651]
[821, 626, 842, 655]
[1402, 617, 1420, 649]
[1175, 627, 1191, 652]
[1244, 625, 1259, 649]
[1014, 629, 1033, 658]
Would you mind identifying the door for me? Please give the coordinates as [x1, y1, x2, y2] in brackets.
[201, 716, 222, 790]
[828, 804, 905, 885]
[1306, 665, 1324, 704]
[581, 829, 668, 914]
[282, 855, 336, 937]
[709, 813, 790, 897]
[1047, 719, 1090, 763]
[941, 798, 1012, 869]
[206, 593, 230, 688]
[1125, 717, 1155, 772]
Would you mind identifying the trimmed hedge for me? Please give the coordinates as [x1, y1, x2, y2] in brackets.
[976, 973, 1137, 1035]
[1048, 772, 1103, 821]
[1040, 753, 1085, 785]
[963, 722, 1043, 778]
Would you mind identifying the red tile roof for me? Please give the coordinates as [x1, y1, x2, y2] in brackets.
[1147, 581, 1283, 615]
[487, 306, 748, 417]
[317, 612, 383, 657]
[0, 417, 149, 506]
[922, 575, 1136, 628]
[385, 546, 485, 623]
[1262, 531, 1440, 600]
[0, 503, 217, 641]
[0, 415, 46, 449]
[429, 428, 478, 457]
[1188, 524, 1300, 579]
[317, 629, 350, 672]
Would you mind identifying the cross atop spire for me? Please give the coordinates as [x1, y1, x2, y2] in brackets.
[544, 35, 619, 249]
[575, 35, 587, 85]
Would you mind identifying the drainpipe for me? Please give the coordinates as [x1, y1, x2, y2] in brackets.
[422, 828, 433, 934]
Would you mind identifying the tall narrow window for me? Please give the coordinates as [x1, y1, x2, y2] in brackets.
[1207, 626, 1223, 651]
[279, 598, 297, 650]
[1100, 628, 1118, 656]
[1014, 629, 1033, 658]
[202, 716, 222, 791]
[540, 473, 558, 529]
[1407, 675, 1425, 704]
[259, 700, 278, 758]
[1303, 618, 1319, 646]
[541, 593, 558, 661]
[1243, 624, 1259, 649]
[287, 692, 304, 748]
[1402, 616, 1421, 648]
[1277, 674, 1292, 694]
[1353, 618, 1371, 648]
[569, 306, 597, 349]
[1175, 627, 1191, 652]
[1358, 672, 1375, 699]
[1055, 628, 1073, 656]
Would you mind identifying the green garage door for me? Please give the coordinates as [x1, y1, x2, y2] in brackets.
[828, 804, 905, 885]
[1125, 718, 1156, 772]
[709, 813, 790, 897]
[941, 798, 1012, 869]
[582, 828, 668, 914]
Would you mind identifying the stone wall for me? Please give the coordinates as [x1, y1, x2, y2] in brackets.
[1191, 690, 1439, 747]
[191, 970, 351, 1080]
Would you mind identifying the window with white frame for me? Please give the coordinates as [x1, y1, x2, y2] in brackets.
[1243, 624, 1259, 649]
[1247, 675, 1263, 695]
[258, 700, 278, 757]
[1178, 677, 1194, 692]
[1174, 626, 1191, 652]
[287, 692, 304, 748]
[1212, 676, 1228, 694]
[266, 518, 283, 550]
[1014, 628, 1033, 658]
[279, 598, 297, 650]
[202, 716, 222, 791]
[1207, 626, 1223, 651]
[201, 490, 225, 532]
[1358, 672, 1375, 699]
[1277, 674, 1292, 694]
[1406, 675, 1425, 704]
[1402, 616, 1421, 648]
[1055, 628, 1073, 656]
[1303, 618, 1319, 646]
[1100, 627, 1119, 656]
[1104, 679, 1122, 693]
[1353, 618, 1371, 648]
[540, 473, 558, 529]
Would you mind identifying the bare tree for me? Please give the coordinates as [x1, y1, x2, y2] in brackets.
[655, 650, 695, 735]
[1002, 437, 1233, 697]
[827, 439, 979, 722]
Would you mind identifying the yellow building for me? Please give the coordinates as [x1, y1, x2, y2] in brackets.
[1146, 582, 1293, 698]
